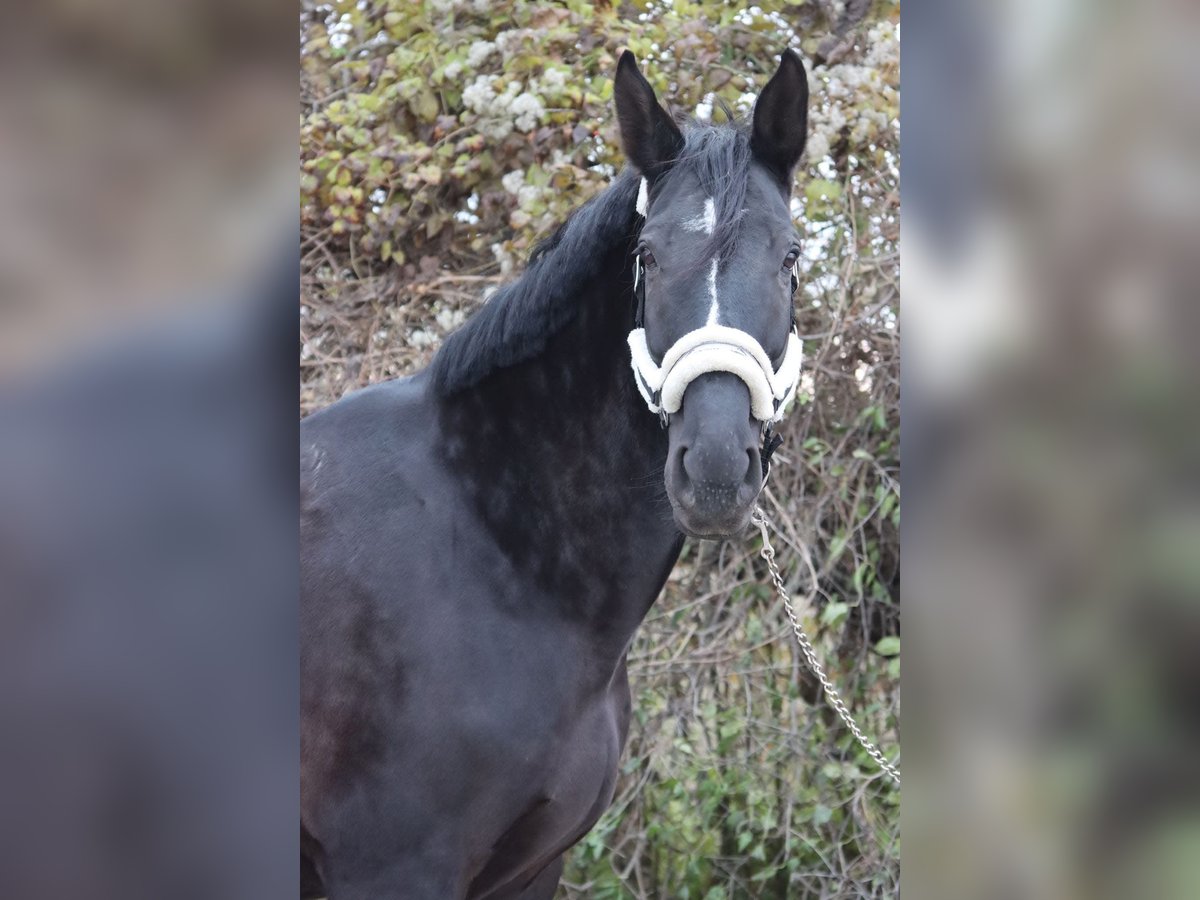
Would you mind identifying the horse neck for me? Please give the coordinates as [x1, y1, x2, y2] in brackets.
[438, 248, 684, 662]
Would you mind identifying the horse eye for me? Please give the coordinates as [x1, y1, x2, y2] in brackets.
[639, 246, 657, 268]
[782, 249, 800, 272]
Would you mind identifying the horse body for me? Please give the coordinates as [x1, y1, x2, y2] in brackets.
[302, 50, 811, 899]
[301, 190, 684, 897]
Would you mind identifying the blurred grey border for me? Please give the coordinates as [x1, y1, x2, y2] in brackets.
[903, 0, 1200, 897]
[0, 1, 298, 898]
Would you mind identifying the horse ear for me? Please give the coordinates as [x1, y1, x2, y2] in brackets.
[751, 49, 810, 188]
[614, 50, 684, 179]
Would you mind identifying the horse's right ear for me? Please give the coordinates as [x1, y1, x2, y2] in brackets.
[613, 51, 684, 179]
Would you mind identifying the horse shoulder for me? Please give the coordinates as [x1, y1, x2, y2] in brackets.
[302, 375, 433, 506]
[301, 375, 450, 819]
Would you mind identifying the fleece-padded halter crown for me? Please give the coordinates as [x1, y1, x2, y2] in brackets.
[628, 179, 803, 423]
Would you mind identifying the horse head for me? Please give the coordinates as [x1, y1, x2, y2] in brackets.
[615, 49, 809, 539]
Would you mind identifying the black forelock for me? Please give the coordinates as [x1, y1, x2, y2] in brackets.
[654, 116, 757, 264]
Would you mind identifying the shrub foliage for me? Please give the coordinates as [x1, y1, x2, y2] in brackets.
[301, 1, 899, 897]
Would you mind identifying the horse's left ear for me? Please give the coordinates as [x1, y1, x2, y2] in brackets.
[751, 50, 810, 188]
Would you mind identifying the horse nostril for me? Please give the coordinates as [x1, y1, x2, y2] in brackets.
[746, 448, 760, 483]
[681, 447, 698, 483]
[670, 445, 695, 495]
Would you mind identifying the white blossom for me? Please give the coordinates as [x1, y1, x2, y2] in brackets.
[462, 73, 544, 137]
[501, 170, 525, 195]
[467, 40, 496, 68]
[461, 75, 496, 113]
[541, 67, 567, 92]
[806, 131, 831, 162]
[491, 242, 515, 276]
[516, 184, 540, 209]
[435, 307, 466, 331]
[865, 22, 900, 70]
[510, 92, 545, 132]
[408, 328, 439, 348]
[495, 29, 529, 60]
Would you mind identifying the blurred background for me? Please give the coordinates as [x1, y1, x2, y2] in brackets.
[0, 0, 295, 376]
[301, 1, 901, 897]
[0, 1, 297, 899]
[903, 0, 1200, 897]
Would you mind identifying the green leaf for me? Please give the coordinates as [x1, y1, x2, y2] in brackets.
[821, 602, 849, 628]
[875, 636, 901, 657]
[828, 532, 849, 562]
[805, 178, 842, 203]
[852, 562, 868, 596]
[410, 88, 439, 122]
[751, 864, 780, 880]
[416, 164, 442, 185]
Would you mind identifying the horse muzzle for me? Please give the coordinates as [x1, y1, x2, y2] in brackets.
[664, 372, 763, 538]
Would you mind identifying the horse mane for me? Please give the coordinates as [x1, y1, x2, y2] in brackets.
[429, 119, 754, 396]
[430, 169, 640, 396]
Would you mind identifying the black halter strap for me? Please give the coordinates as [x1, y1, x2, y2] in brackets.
[763, 271, 796, 482]
[760, 426, 784, 483]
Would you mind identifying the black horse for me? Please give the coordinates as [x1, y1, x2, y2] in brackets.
[301, 50, 810, 899]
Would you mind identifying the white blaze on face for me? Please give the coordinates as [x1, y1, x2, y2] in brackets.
[705, 258, 719, 326]
[683, 197, 720, 325]
[683, 196, 716, 235]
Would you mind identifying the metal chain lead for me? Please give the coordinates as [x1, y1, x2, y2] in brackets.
[751, 506, 901, 786]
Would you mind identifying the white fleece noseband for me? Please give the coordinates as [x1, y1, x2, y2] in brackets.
[628, 178, 803, 423]
[628, 325, 802, 423]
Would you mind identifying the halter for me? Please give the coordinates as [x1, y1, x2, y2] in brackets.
[626, 182, 804, 452]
